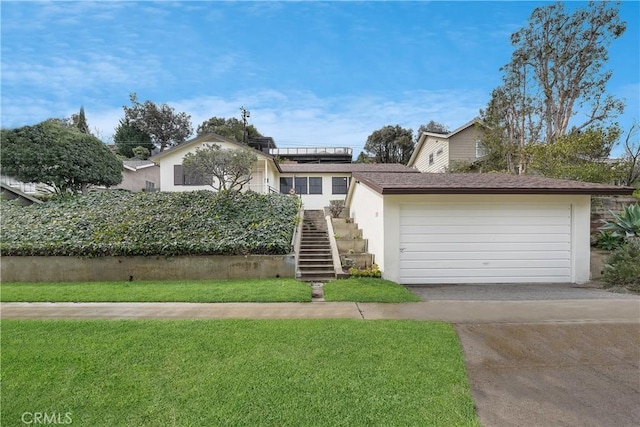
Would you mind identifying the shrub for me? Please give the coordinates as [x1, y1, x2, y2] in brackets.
[349, 264, 382, 278]
[0, 191, 300, 257]
[594, 230, 625, 251]
[600, 203, 640, 239]
[602, 238, 640, 292]
[328, 200, 344, 218]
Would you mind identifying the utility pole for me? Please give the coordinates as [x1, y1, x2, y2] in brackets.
[240, 106, 250, 144]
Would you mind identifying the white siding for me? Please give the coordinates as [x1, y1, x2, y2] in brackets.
[413, 136, 449, 173]
[349, 181, 385, 270]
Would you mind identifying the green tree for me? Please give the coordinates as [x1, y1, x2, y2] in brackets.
[529, 126, 622, 183]
[415, 121, 449, 140]
[123, 93, 192, 152]
[113, 118, 154, 159]
[618, 122, 640, 187]
[182, 144, 258, 193]
[481, 1, 626, 175]
[69, 106, 91, 134]
[363, 125, 414, 164]
[197, 116, 262, 143]
[1, 119, 123, 195]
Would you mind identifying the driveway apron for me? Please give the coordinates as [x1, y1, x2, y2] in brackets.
[455, 322, 640, 427]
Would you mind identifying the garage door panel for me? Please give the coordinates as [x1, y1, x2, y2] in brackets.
[401, 233, 569, 244]
[400, 259, 570, 269]
[401, 275, 571, 285]
[401, 203, 570, 216]
[400, 215, 570, 227]
[401, 267, 571, 278]
[400, 251, 571, 260]
[401, 225, 570, 235]
[399, 202, 572, 284]
[402, 242, 571, 252]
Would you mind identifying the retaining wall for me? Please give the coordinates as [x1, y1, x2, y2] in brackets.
[1, 255, 296, 282]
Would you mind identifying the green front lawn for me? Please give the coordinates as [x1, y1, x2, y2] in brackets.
[1, 319, 479, 427]
[324, 278, 421, 302]
[0, 279, 311, 302]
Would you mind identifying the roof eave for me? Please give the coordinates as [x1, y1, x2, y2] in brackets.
[378, 187, 635, 196]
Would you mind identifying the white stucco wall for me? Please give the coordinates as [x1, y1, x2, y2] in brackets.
[279, 173, 351, 210]
[347, 180, 385, 272]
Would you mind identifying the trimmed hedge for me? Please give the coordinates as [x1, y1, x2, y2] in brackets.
[1, 191, 300, 256]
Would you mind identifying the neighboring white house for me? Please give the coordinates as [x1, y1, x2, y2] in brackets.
[278, 163, 416, 210]
[0, 175, 53, 196]
[408, 118, 486, 173]
[345, 172, 633, 285]
[113, 160, 161, 192]
[149, 133, 281, 194]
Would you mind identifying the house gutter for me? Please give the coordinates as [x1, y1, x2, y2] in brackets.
[325, 214, 347, 279]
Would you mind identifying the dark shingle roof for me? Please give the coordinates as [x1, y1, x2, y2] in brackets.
[352, 172, 634, 195]
[279, 163, 417, 174]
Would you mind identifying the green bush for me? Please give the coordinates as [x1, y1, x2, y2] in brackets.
[602, 238, 640, 292]
[349, 264, 382, 278]
[0, 191, 300, 257]
[594, 230, 625, 251]
[600, 203, 640, 239]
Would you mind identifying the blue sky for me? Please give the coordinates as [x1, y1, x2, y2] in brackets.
[1, 1, 638, 157]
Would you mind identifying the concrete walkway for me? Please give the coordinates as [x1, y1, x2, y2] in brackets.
[2, 299, 639, 323]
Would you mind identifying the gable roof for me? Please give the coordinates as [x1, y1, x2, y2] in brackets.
[408, 118, 484, 167]
[279, 163, 417, 174]
[351, 172, 634, 195]
[149, 133, 275, 162]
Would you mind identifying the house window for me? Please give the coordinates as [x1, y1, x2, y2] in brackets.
[428, 153, 434, 165]
[145, 181, 155, 191]
[174, 164, 205, 186]
[280, 177, 294, 194]
[309, 177, 322, 195]
[436, 147, 443, 156]
[475, 140, 487, 158]
[332, 177, 349, 195]
[294, 177, 308, 195]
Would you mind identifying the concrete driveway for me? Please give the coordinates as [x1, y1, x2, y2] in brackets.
[456, 322, 640, 427]
[406, 282, 640, 301]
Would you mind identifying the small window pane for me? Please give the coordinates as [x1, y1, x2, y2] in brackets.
[280, 177, 293, 194]
[309, 177, 322, 195]
[294, 177, 308, 194]
[332, 177, 349, 195]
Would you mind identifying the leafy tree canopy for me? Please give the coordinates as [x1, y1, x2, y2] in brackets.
[1, 119, 123, 195]
[197, 116, 262, 143]
[363, 125, 414, 164]
[416, 121, 449, 139]
[182, 144, 258, 193]
[529, 126, 623, 183]
[68, 106, 91, 134]
[481, 1, 626, 175]
[113, 118, 154, 159]
[123, 93, 192, 152]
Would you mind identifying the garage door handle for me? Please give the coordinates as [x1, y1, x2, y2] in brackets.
[399, 248, 406, 253]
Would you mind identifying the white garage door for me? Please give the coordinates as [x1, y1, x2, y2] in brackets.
[399, 202, 572, 284]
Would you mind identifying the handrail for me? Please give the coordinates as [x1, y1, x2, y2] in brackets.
[325, 214, 346, 278]
[292, 205, 305, 279]
[269, 147, 353, 156]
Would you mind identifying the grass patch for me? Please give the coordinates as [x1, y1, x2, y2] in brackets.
[0, 279, 311, 302]
[1, 319, 479, 427]
[324, 278, 421, 302]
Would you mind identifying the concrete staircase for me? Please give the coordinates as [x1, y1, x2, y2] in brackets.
[297, 210, 336, 282]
